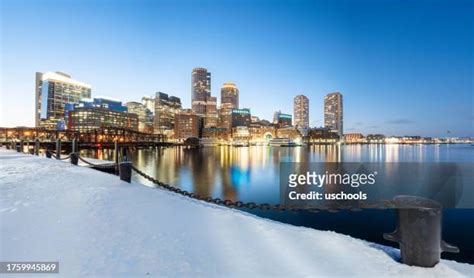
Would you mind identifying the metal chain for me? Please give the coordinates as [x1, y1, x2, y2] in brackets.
[130, 165, 308, 212]
[77, 155, 116, 169]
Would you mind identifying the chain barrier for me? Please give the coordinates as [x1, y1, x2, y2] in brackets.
[77, 155, 116, 169]
[17, 145, 394, 212]
[131, 165, 309, 212]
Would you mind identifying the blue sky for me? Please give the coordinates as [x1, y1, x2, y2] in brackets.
[1, 0, 472, 136]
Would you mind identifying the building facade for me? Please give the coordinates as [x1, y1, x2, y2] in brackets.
[126, 101, 153, 133]
[191, 67, 211, 116]
[65, 97, 138, 132]
[154, 92, 182, 134]
[273, 111, 292, 128]
[231, 108, 251, 127]
[141, 96, 155, 115]
[174, 109, 203, 140]
[204, 96, 218, 128]
[344, 133, 365, 143]
[324, 92, 343, 138]
[221, 82, 239, 110]
[35, 71, 91, 129]
[294, 95, 309, 129]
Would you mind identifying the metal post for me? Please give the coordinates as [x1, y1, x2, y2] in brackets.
[119, 161, 132, 183]
[114, 140, 120, 174]
[56, 139, 61, 160]
[20, 140, 24, 153]
[26, 140, 35, 154]
[72, 138, 79, 154]
[122, 146, 128, 162]
[70, 152, 78, 165]
[34, 138, 40, 155]
[384, 196, 459, 267]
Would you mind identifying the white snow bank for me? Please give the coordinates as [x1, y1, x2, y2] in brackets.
[1, 149, 472, 277]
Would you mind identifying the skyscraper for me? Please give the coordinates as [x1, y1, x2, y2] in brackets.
[324, 92, 343, 138]
[294, 95, 309, 129]
[154, 92, 182, 134]
[35, 71, 91, 129]
[191, 67, 211, 116]
[126, 101, 153, 133]
[141, 96, 155, 115]
[221, 82, 239, 110]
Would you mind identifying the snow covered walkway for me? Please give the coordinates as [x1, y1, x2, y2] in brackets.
[1, 149, 472, 277]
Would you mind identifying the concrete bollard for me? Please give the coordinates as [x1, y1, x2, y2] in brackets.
[384, 196, 459, 267]
[70, 152, 78, 165]
[119, 161, 132, 183]
[55, 139, 61, 160]
[46, 149, 52, 158]
[34, 139, 40, 155]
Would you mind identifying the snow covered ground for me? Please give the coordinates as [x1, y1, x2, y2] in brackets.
[1, 148, 473, 277]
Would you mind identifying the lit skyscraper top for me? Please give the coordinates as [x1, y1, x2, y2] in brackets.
[220, 82, 239, 110]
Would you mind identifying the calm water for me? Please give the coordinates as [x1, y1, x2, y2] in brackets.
[83, 144, 474, 263]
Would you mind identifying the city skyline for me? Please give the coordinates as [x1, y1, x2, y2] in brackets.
[1, 0, 472, 137]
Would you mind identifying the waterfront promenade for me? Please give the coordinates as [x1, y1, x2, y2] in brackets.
[0, 148, 472, 276]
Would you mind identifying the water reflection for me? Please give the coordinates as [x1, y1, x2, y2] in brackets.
[81, 144, 473, 204]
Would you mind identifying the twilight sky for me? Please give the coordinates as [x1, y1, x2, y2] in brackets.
[1, 0, 472, 137]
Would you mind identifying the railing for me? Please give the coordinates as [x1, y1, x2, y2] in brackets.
[0, 127, 167, 144]
[7, 140, 460, 268]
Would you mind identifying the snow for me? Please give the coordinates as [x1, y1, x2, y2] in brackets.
[1, 148, 473, 277]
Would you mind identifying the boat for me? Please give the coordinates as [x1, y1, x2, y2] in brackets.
[269, 138, 297, 147]
[199, 138, 220, 147]
[232, 141, 249, 147]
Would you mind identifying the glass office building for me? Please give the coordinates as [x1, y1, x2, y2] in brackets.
[324, 92, 343, 137]
[294, 95, 309, 129]
[35, 71, 91, 129]
[65, 97, 138, 132]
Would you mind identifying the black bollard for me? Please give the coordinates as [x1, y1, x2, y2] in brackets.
[46, 149, 52, 158]
[34, 139, 40, 155]
[55, 139, 61, 160]
[70, 152, 78, 165]
[16, 142, 21, 153]
[383, 196, 459, 267]
[119, 161, 132, 183]
[114, 140, 119, 174]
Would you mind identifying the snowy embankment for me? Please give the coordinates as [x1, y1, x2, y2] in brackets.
[0, 148, 472, 277]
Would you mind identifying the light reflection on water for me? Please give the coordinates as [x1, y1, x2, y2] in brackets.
[82, 144, 473, 203]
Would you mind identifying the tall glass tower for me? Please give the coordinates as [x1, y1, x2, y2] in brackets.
[324, 92, 343, 138]
[294, 94, 309, 129]
[191, 67, 211, 116]
[220, 82, 239, 110]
